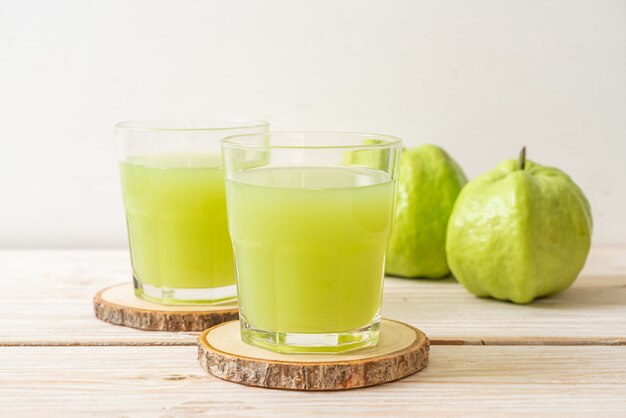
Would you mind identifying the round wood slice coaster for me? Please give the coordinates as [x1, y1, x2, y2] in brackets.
[93, 283, 238, 331]
[198, 319, 429, 390]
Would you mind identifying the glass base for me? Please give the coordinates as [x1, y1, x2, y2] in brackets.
[239, 315, 380, 354]
[133, 276, 237, 305]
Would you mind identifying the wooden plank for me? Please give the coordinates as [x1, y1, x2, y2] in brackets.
[0, 345, 624, 417]
[385, 245, 626, 345]
[0, 250, 195, 345]
[0, 248, 625, 346]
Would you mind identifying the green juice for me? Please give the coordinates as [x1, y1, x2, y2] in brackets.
[227, 166, 396, 335]
[120, 154, 236, 300]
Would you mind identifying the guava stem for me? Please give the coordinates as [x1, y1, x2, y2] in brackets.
[519, 146, 526, 170]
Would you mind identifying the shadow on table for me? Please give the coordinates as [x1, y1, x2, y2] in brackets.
[488, 274, 626, 310]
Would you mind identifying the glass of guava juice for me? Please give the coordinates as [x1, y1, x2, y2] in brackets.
[222, 132, 402, 353]
[116, 119, 269, 305]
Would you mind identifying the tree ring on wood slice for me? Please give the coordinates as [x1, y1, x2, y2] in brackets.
[93, 283, 238, 331]
[198, 319, 429, 390]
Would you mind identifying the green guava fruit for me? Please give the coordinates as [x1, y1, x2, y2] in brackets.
[446, 148, 593, 304]
[385, 145, 467, 278]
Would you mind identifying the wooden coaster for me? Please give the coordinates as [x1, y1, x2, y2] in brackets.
[198, 319, 429, 390]
[93, 283, 238, 331]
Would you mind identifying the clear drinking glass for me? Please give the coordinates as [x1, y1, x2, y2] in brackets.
[222, 132, 402, 352]
[116, 119, 269, 305]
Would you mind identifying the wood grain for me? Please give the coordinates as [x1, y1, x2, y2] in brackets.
[198, 319, 429, 390]
[93, 283, 238, 331]
[0, 248, 624, 346]
[1, 345, 624, 417]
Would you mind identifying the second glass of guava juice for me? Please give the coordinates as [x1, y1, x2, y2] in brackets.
[222, 132, 402, 353]
[116, 119, 269, 305]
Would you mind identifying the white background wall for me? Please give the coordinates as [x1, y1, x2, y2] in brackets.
[0, 0, 624, 248]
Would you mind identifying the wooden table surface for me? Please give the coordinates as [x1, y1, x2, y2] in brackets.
[1, 247, 625, 416]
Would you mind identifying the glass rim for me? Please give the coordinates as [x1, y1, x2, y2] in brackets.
[221, 131, 403, 150]
[115, 118, 269, 132]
